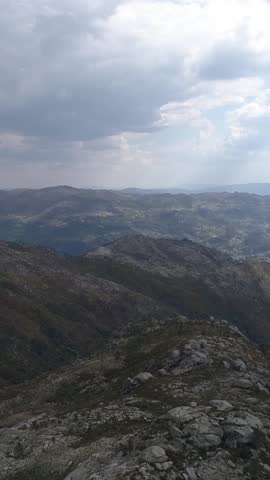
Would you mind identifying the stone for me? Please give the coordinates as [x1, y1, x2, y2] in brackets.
[224, 424, 255, 448]
[158, 368, 168, 376]
[134, 372, 154, 384]
[139, 467, 150, 480]
[223, 360, 230, 369]
[141, 446, 168, 464]
[244, 413, 263, 430]
[162, 462, 173, 471]
[232, 359, 247, 371]
[170, 349, 181, 361]
[262, 464, 270, 476]
[186, 467, 197, 480]
[209, 400, 233, 412]
[167, 406, 203, 425]
[184, 416, 224, 449]
[233, 378, 253, 389]
[222, 413, 260, 447]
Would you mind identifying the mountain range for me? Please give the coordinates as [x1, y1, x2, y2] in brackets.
[2, 186, 270, 257]
[122, 183, 270, 195]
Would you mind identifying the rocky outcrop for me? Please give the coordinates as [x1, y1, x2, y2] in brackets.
[1, 317, 270, 480]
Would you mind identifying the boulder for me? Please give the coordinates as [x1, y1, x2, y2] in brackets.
[134, 372, 154, 384]
[170, 349, 181, 361]
[209, 400, 233, 412]
[158, 368, 168, 376]
[167, 406, 223, 450]
[232, 359, 246, 371]
[167, 406, 204, 425]
[183, 416, 223, 449]
[224, 424, 255, 448]
[233, 378, 253, 389]
[141, 446, 168, 464]
[222, 412, 263, 448]
[243, 413, 263, 430]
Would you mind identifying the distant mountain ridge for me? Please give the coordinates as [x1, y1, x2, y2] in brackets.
[1, 186, 270, 257]
[121, 183, 270, 195]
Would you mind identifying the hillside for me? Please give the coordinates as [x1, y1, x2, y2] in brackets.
[87, 235, 270, 348]
[0, 240, 170, 384]
[1, 187, 270, 256]
[3, 235, 270, 387]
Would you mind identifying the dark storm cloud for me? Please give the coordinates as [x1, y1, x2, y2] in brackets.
[0, 0, 186, 142]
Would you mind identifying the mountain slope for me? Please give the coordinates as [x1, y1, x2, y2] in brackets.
[86, 235, 270, 348]
[3, 234, 270, 386]
[2, 316, 270, 480]
[0, 240, 171, 384]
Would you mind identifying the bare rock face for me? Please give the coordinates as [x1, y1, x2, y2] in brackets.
[167, 406, 224, 449]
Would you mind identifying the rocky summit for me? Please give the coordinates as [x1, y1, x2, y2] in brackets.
[1, 316, 270, 480]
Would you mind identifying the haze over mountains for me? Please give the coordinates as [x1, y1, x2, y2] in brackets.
[2, 186, 270, 257]
[122, 183, 270, 196]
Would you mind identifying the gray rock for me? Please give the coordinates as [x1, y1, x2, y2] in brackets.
[162, 461, 173, 471]
[141, 446, 168, 464]
[168, 422, 183, 436]
[224, 424, 255, 448]
[262, 464, 270, 477]
[170, 349, 181, 361]
[222, 413, 263, 447]
[233, 378, 253, 389]
[223, 360, 231, 369]
[244, 413, 263, 430]
[158, 369, 168, 376]
[176, 351, 208, 371]
[232, 359, 247, 371]
[209, 400, 233, 412]
[184, 416, 223, 449]
[134, 372, 154, 384]
[186, 467, 197, 480]
[167, 406, 203, 425]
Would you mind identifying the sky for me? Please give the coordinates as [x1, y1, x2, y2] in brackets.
[1, 0, 270, 188]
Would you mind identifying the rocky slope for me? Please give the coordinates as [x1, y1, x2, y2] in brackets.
[1, 186, 270, 256]
[1, 316, 270, 480]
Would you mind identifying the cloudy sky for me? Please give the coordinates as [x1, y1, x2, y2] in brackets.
[1, 0, 270, 188]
